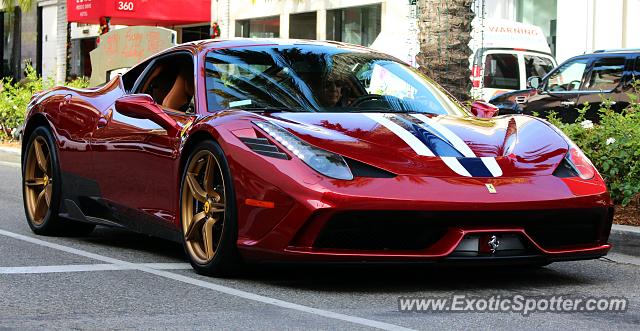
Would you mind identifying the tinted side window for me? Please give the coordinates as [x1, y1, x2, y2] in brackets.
[122, 60, 151, 92]
[136, 54, 195, 113]
[546, 58, 588, 91]
[584, 57, 625, 91]
[484, 54, 520, 89]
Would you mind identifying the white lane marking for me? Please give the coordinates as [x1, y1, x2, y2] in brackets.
[481, 157, 503, 177]
[410, 114, 476, 157]
[0, 264, 129, 274]
[365, 114, 434, 157]
[441, 157, 472, 177]
[139, 262, 192, 270]
[0, 229, 413, 331]
[0, 161, 20, 168]
[0, 263, 193, 274]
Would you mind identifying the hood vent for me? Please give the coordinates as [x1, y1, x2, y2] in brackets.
[345, 158, 396, 178]
[553, 158, 579, 178]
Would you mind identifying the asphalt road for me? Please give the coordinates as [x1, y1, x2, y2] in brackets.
[0, 150, 638, 330]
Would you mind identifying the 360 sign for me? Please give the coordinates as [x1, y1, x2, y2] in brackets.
[116, 1, 135, 11]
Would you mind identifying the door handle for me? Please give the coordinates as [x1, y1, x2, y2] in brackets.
[560, 101, 575, 107]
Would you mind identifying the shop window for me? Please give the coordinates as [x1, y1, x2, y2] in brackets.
[289, 12, 316, 40]
[326, 4, 381, 47]
[235, 16, 280, 38]
[1, 8, 21, 80]
[182, 25, 210, 43]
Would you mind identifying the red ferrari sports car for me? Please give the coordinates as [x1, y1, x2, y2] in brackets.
[21, 39, 613, 276]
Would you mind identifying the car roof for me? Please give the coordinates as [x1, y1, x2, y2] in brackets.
[168, 38, 374, 55]
[589, 48, 640, 55]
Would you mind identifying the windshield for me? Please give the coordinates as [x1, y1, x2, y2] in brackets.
[205, 45, 465, 116]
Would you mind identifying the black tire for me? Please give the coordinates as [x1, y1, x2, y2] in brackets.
[180, 140, 242, 276]
[22, 126, 95, 236]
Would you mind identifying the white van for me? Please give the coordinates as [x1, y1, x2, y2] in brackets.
[469, 19, 557, 101]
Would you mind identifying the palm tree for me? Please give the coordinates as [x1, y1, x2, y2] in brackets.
[416, 0, 474, 101]
[1, 0, 34, 11]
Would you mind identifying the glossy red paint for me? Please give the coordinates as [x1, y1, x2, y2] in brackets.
[23, 39, 614, 265]
[470, 100, 499, 118]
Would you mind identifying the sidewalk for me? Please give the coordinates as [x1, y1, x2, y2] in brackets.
[0, 145, 20, 155]
[610, 224, 640, 257]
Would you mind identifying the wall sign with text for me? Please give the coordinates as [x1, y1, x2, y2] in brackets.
[115, 1, 135, 12]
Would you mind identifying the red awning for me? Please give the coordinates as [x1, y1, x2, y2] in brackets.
[67, 0, 211, 26]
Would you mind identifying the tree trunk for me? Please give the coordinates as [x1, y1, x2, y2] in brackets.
[416, 0, 474, 102]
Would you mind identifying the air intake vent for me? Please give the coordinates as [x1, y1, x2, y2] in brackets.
[345, 158, 396, 178]
[553, 158, 579, 178]
[239, 137, 289, 160]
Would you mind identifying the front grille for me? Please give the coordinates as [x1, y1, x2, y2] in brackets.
[313, 209, 611, 251]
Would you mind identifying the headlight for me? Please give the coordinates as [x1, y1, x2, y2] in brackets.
[254, 121, 353, 180]
[566, 146, 595, 180]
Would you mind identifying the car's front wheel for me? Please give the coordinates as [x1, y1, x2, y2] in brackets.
[180, 140, 241, 276]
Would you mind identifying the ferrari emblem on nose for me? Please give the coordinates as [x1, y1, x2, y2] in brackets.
[485, 183, 497, 194]
[488, 235, 500, 253]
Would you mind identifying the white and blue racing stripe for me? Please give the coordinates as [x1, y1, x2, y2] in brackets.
[364, 114, 435, 157]
[410, 114, 503, 177]
[366, 113, 503, 177]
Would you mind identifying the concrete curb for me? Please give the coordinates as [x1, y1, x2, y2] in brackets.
[0, 146, 20, 155]
[610, 224, 640, 257]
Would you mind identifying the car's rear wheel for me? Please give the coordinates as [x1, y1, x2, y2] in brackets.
[180, 140, 241, 276]
[23, 127, 95, 236]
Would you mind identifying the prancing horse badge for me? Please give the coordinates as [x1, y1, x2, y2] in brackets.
[485, 184, 497, 194]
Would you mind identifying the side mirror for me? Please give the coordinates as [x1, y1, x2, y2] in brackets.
[115, 94, 180, 136]
[470, 100, 499, 118]
[527, 76, 541, 89]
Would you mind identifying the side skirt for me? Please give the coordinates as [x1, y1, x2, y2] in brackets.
[60, 171, 182, 243]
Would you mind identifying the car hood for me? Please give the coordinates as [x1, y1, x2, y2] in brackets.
[260, 112, 569, 178]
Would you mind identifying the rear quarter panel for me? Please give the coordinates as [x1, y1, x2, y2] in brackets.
[25, 77, 125, 179]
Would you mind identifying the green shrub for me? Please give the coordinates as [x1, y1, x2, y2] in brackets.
[547, 81, 640, 206]
[0, 63, 88, 140]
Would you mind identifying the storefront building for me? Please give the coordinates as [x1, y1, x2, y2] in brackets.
[211, 0, 417, 64]
[479, 0, 640, 62]
[216, 0, 392, 47]
[64, 0, 212, 79]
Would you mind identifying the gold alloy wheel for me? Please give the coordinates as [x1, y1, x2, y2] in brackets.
[181, 150, 226, 264]
[24, 136, 53, 225]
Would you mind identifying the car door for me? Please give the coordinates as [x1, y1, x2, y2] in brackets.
[90, 52, 197, 237]
[525, 57, 591, 123]
[575, 56, 628, 122]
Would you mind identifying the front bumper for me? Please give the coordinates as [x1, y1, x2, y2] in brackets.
[234, 174, 612, 263]
[223, 131, 613, 264]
